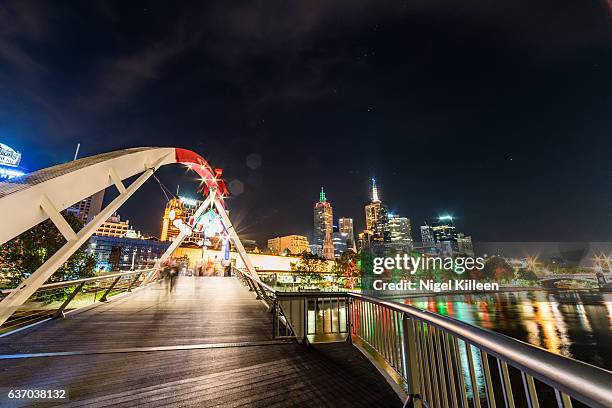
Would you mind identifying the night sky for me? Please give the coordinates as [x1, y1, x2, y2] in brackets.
[2, 1, 612, 245]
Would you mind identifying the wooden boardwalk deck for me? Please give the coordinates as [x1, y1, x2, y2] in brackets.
[0, 277, 402, 407]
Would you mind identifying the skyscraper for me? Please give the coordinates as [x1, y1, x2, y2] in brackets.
[67, 190, 104, 224]
[431, 215, 458, 245]
[457, 233, 474, 256]
[364, 179, 390, 242]
[332, 230, 349, 257]
[420, 224, 435, 246]
[338, 217, 356, 251]
[388, 214, 412, 253]
[365, 179, 381, 232]
[313, 188, 333, 246]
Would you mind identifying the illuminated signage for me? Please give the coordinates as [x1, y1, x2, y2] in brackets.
[0, 167, 24, 179]
[0, 143, 21, 167]
[179, 196, 199, 206]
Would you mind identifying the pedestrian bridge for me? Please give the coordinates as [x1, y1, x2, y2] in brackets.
[0, 276, 401, 407]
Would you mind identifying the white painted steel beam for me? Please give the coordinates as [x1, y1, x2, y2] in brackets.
[40, 195, 77, 242]
[0, 156, 167, 327]
[141, 194, 214, 285]
[212, 193, 260, 282]
[0, 148, 176, 246]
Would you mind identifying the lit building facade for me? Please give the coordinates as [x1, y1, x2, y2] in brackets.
[0, 143, 26, 180]
[431, 216, 458, 246]
[338, 217, 356, 251]
[457, 233, 474, 256]
[160, 196, 206, 244]
[87, 236, 170, 272]
[309, 244, 322, 257]
[322, 229, 334, 260]
[313, 188, 333, 246]
[67, 190, 104, 223]
[364, 179, 381, 232]
[267, 235, 310, 255]
[363, 179, 390, 258]
[95, 213, 132, 237]
[420, 224, 435, 246]
[332, 231, 349, 257]
[388, 215, 412, 253]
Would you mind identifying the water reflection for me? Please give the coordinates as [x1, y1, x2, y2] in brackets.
[403, 290, 612, 371]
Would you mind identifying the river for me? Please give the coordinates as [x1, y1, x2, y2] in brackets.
[400, 290, 612, 371]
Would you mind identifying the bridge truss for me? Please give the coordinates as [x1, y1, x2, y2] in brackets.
[0, 147, 259, 326]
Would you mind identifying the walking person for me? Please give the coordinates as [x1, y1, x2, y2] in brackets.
[169, 260, 179, 292]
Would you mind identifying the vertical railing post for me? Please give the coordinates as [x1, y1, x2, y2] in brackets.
[346, 296, 353, 343]
[272, 298, 278, 339]
[402, 313, 422, 408]
[126, 271, 143, 292]
[99, 275, 123, 302]
[54, 282, 85, 318]
[253, 280, 262, 300]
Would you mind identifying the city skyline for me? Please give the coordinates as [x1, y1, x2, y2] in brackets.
[2, 2, 612, 244]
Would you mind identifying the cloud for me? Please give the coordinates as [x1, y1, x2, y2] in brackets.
[83, 40, 186, 112]
[0, 1, 49, 73]
[204, 0, 399, 58]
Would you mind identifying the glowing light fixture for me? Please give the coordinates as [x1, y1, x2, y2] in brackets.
[179, 196, 198, 206]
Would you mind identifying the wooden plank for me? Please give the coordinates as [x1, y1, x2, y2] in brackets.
[0, 277, 402, 407]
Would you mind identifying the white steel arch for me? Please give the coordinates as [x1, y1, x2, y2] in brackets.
[0, 147, 259, 326]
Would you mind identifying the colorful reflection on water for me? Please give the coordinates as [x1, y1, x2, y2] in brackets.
[403, 290, 612, 370]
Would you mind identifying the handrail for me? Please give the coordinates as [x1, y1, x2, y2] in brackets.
[349, 292, 612, 408]
[0, 268, 156, 295]
[0, 267, 158, 334]
[203, 268, 612, 406]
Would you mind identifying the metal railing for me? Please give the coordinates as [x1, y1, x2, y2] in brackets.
[0, 268, 156, 334]
[349, 293, 612, 408]
[232, 267, 297, 339]
[234, 269, 612, 408]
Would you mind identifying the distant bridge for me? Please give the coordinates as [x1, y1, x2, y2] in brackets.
[538, 273, 612, 286]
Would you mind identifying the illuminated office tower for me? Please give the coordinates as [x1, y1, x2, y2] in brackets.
[68, 190, 104, 223]
[431, 215, 458, 245]
[364, 179, 381, 232]
[313, 188, 333, 246]
[338, 217, 356, 251]
[388, 214, 412, 252]
[365, 178, 389, 241]
[457, 233, 474, 256]
[420, 224, 435, 246]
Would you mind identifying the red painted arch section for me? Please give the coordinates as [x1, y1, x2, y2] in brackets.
[174, 148, 228, 207]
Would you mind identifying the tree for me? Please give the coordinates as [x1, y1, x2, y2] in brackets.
[516, 268, 538, 282]
[481, 257, 515, 282]
[0, 211, 97, 289]
[359, 249, 375, 290]
[291, 251, 329, 285]
[333, 250, 359, 289]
